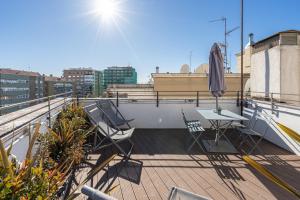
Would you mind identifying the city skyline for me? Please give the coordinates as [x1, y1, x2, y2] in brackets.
[1, 0, 300, 82]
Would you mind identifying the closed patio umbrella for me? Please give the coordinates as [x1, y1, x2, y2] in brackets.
[209, 43, 226, 113]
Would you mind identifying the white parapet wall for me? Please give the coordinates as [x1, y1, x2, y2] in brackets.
[117, 99, 239, 129]
[117, 99, 300, 155]
[244, 100, 300, 155]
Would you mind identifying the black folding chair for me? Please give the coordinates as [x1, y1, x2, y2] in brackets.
[237, 111, 271, 154]
[181, 109, 205, 152]
[96, 99, 134, 128]
[84, 104, 134, 159]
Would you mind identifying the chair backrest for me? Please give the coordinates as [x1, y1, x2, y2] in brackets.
[181, 109, 188, 124]
[97, 99, 126, 124]
[97, 100, 116, 118]
[84, 103, 118, 137]
[245, 110, 271, 136]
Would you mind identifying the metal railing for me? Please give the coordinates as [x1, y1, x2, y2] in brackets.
[105, 90, 241, 108]
[0, 91, 73, 114]
[0, 92, 73, 145]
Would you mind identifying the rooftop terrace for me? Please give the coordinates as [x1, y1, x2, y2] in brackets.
[76, 129, 300, 200]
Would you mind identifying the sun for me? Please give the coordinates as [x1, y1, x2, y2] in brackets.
[93, 0, 120, 23]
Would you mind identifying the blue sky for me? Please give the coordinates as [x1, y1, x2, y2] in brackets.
[0, 0, 299, 82]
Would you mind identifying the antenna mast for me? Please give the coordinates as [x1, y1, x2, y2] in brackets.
[210, 17, 239, 72]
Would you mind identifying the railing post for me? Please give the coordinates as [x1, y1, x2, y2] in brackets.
[116, 92, 119, 107]
[196, 91, 199, 107]
[28, 122, 31, 145]
[48, 97, 51, 128]
[76, 95, 79, 107]
[156, 91, 159, 107]
[63, 94, 66, 109]
[271, 92, 275, 114]
[237, 91, 240, 107]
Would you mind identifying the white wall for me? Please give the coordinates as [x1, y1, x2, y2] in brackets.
[117, 100, 239, 129]
[251, 46, 281, 98]
[280, 45, 300, 102]
[118, 99, 300, 155]
[244, 100, 300, 155]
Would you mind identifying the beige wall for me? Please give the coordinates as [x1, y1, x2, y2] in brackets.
[152, 74, 249, 98]
[236, 46, 251, 74]
[251, 44, 300, 102]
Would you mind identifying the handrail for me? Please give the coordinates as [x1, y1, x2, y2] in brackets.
[0, 99, 72, 141]
[0, 97, 68, 127]
[0, 91, 72, 112]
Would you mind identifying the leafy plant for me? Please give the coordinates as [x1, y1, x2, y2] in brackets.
[45, 103, 94, 168]
[0, 123, 64, 200]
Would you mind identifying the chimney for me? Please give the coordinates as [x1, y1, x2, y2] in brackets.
[249, 33, 254, 45]
[156, 66, 159, 73]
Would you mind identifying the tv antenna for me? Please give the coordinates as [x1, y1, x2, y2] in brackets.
[210, 17, 239, 72]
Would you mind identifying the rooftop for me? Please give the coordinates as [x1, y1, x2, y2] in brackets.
[0, 68, 41, 77]
[76, 129, 300, 200]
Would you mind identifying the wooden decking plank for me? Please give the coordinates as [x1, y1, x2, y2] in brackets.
[75, 130, 300, 200]
[112, 155, 137, 200]
[141, 133, 194, 193]
[133, 137, 171, 199]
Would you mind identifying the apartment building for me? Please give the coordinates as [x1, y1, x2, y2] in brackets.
[0, 68, 43, 107]
[43, 75, 74, 97]
[63, 68, 103, 97]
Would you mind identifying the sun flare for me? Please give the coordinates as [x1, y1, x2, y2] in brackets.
[93, 0, 120, 23]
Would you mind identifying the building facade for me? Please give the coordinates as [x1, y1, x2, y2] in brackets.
[152, 73, 249, 99]
[250, 30, 300, 102]
[44, 75, 74, 97]
[0, 68, 43, 109]
[63, 68, 103, 97]
[103, 66, 137, 89]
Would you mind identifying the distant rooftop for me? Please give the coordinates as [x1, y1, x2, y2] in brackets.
[253, 29, 300, 46]
[152, 73, 248, 77]
[64, 67, 94, 71]
[0, 68, 41, 77]
[44, 75, 71, 82]
[106, 66, 134, 70]
[107, 84, 153, 89]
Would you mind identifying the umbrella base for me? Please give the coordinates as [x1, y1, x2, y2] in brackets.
[203, 139, 238, 153]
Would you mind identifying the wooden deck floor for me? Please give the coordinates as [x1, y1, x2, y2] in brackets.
[76, 129, 300, 200]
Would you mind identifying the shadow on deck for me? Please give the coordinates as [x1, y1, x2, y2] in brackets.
[76, 129, 300, 200]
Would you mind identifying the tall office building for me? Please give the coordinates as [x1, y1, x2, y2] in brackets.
[63, 68, 103, 97]
[103, 66, 137, 89]
[0, 68, 43, 109]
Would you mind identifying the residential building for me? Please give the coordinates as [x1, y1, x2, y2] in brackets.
[103, 66, 137, 89]
[0, 68, 43, 108]
[63, 68, 103, 97]
[43, 75, 74, 97]
[250, 30, 300, 102]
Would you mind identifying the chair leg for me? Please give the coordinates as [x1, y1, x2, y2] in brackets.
[187, 132, 204, 152]
[248, 137, 264, 155]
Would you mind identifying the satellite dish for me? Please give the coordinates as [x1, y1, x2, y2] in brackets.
[180, 64, 190, 73]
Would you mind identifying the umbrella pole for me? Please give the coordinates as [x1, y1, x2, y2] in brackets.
[215, 96, 219, 145]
